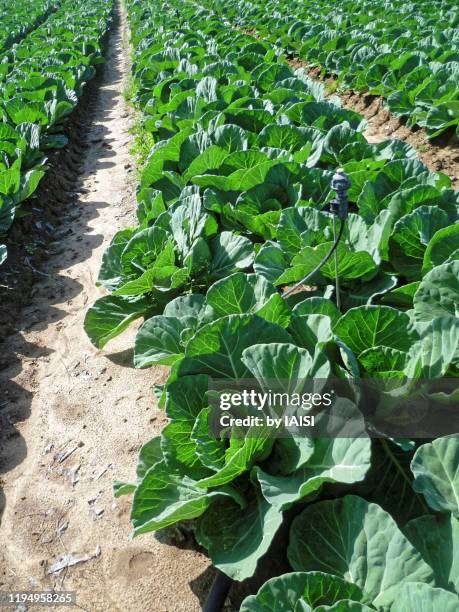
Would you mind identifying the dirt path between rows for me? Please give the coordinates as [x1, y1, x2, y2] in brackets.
[0, 4, 213, 610]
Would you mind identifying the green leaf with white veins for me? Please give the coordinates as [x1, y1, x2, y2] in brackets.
[387, 184, 443, 220]
[388, 206, 449, 279]
[131, 461, 240, 536]
[224, 157, 278, 191]
[413, 261, 459, 322]
[84, 296, 152, 349]
[135, 437, 164, 482]
[98, 229, 136, 290]
[277, 207, 309, 258]
[197, 433, 273, 488]
[277, 243, 377, 285]
[240, 571, 365, 612]
[255, 437, 371, 509]
[225, 206, 281, 241]
[316, 602, 373, 611]
[254, 241, 289, 284]
[169, 189, 211, 258]
[162, 374, 210, 474]
[310, 122, 367, 166]
[134, 316, 187, 367]
[195, 76, 219, 102]
[178, 131, 213, 171]
[405, 514, 459, 593]
[209, 231, 254, 279]
[288, 315, 334, 356]
[393, 583, 459, 612]
[404, 316, 459, 378]
[14, 168, 44, 204]
[211, 124, 249, 152]
[288, 495, 434, 608]
[256, 294, 292, 328]
[346, 213, 388, 265]
[426, 101, 459, 139]
[182, 145, 228, 181]
[411, 435, 459, 516]
[242, 342, 330, 390]
[196, 491, 283, 580]
[179, 314, 292, 379]
[191, 407, 226, 471]
[423, 224, 459, 272]
[121, 226, 168, 275]
[256, 124, 308, 151]
[113, 253, 178, 296]
[205, 272, 276, 317]
[293, 297, 340, 325]
[193, 151, 276, 191]
[333, 306, 419, 356]
[163, 294, 213, 335]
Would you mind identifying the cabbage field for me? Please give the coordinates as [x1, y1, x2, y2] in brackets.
[81, 0, 459, 609]
[1, 0, 458, 609]
[211, 0, 459, 138]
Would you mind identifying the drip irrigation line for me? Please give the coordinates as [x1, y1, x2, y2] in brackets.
[203, 570, 234, 612]
[333, 214, 341, 310]
[282, 219, 345, 299]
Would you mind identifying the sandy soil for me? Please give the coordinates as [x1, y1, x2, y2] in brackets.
[0, 4, 213, 611]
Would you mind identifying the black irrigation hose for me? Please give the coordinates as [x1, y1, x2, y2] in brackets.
[282, 218, 346, 299]
[203, 570, 234, 612]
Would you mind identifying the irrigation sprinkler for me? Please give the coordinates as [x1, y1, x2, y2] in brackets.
[282, 167, 351, 308]
[330, 168, 351, 310]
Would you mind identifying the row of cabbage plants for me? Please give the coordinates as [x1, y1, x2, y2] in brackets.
[0, 0, 114, 266]
[86, 1, 459, 609]
[0, 0, 58, 54]
[207, 0, 459, 139]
